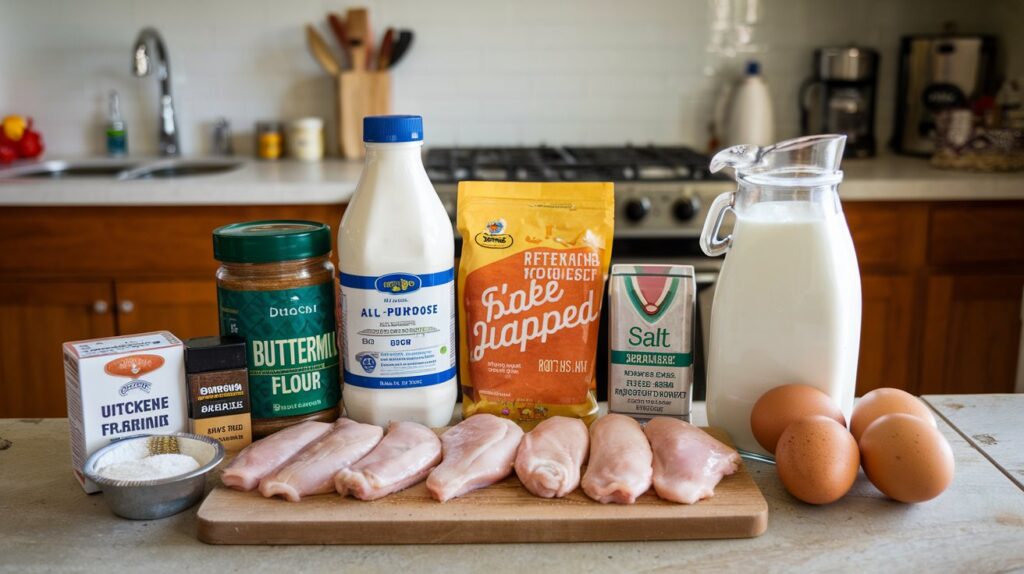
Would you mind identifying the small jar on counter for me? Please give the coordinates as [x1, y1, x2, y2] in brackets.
[255, 121, 283, 160]
[213, 221, 340, 437]
[184, 335, 252, 451]
[287, 117, 324, 161]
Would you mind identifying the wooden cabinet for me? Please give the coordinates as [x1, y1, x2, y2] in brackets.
[0, 204, 345, 418]
[857, 274, 919, 395]
[0, 281, 116, 417]
[115, 280, 219, 341]
[0, 200, 1020, 417]
[920, 274, 1024, 395]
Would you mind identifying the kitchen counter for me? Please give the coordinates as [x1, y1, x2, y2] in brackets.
[0, 158, 364, 206]
[2, 396, 1022, 573]
[0, 154, 1022, 206]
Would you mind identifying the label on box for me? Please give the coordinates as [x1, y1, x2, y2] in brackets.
[609, 265, 695, 420]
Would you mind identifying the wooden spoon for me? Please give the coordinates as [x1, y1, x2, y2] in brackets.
[306, 25, 341, 76]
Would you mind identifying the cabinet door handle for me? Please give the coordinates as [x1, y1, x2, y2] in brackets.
[93, 300, 110, 314]
[119, 299, 135, 314]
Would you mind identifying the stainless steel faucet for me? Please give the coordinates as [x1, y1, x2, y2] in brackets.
[131, 27, 180, 156]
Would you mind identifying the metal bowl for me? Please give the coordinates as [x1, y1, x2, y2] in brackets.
[83, 433, 225, 520]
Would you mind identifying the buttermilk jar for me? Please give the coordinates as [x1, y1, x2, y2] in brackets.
[213, 220, 341, 437]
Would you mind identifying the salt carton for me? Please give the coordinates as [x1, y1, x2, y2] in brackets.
[62, 331, 188, 493]
[608, 264, 695, 421]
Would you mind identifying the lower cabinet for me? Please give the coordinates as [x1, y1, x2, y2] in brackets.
[857, 274, 918, 395]
[115, 280, 219, 341]
[0, 279, 219, 417]
[0, 281, 117, 417]
[920, 274, 1024, 394]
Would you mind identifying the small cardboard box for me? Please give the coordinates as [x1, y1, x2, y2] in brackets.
[608, 264, 695, 421]
[62, 331, 188, 493]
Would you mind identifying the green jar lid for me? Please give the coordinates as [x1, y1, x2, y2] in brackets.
[213, 220, 332, 264]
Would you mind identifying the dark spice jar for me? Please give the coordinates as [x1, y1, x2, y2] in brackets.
[213, 220, 341, 437]
[185, 335, 252, 451]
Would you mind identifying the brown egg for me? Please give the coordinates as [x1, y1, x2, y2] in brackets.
[859, 413, 954, 503]
[850, 388, 936, 442]
[775, 415, 860, 505]
[750, 384, 847, 454]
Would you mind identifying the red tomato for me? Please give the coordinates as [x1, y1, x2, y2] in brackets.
[17, 129, 43, 159]
[0, 143, 17, 164]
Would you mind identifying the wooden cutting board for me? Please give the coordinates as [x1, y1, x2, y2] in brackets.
[196, 427, 768, 544]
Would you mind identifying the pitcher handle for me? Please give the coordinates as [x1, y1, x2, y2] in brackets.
[699, 192, 735, 257]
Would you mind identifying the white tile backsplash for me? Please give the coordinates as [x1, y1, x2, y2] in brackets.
[0, 0, 1019, 156]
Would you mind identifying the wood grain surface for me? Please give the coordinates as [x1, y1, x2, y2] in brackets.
[196, 427, 768, 544]
[925, 394, 1024, 492]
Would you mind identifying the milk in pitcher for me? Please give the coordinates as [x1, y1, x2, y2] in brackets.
[700, 135, 861, 458]
[337, 115, 457, 427]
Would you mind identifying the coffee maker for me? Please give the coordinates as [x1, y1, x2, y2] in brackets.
[800, 47, 879, 158]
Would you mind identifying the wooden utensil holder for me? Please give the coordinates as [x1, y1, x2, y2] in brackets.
[337, 71, 391, 159]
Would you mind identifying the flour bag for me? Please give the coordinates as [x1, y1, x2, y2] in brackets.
[457, 181, 614, 428]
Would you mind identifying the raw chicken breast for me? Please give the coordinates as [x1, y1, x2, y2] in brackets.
[514, 416, 589, 498]
[644, 417, 740, 504]
[426, 414, 524, 502]
[259, 418, 383, 502]
[335, 421, 442, 501]
[221, 421, 331, 491]
[581, 414, 653, 504]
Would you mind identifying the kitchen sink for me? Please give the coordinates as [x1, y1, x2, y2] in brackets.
[116, 159, 242, 180]
[0, 158, 243, 181]
[1, 159, 141, 179]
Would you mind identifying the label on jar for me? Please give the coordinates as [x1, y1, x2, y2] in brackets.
[218, 283, 340, 419]
[339, 268, 456, 389]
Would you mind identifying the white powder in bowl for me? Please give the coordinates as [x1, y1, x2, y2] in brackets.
[97, 453, 200, 481]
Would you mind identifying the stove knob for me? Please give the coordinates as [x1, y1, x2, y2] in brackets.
[672, 197, 700, 222]
[624, 198, 651, 222]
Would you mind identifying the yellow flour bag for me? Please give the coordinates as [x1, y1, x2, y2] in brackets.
[458, 181, 614, 428]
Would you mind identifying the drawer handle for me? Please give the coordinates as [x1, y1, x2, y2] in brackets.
[92, 300, 110, 314]
[119, 299, 135, 314]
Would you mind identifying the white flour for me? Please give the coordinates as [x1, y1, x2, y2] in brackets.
[97, 453, 199, 481]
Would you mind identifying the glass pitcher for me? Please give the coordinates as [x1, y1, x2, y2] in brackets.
[699, 134, 861, 460]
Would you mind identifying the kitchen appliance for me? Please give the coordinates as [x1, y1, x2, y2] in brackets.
[425, 145, 732, 401]
[893, 33, 996, 156]
[801, 47, 879, 158]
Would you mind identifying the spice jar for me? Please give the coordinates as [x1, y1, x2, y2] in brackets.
[213, 221, 340, 437]
[255, 121, 283, 160]
[287, 117, 324, 161]
[185, 335, 252, 452]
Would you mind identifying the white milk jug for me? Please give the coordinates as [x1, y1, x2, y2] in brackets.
[699, 134, 861, 459]
[338, 115, 457, 427]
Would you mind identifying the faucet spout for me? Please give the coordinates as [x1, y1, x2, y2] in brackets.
[132, 27, 180, 156]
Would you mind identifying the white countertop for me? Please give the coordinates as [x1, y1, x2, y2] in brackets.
[0, 154, 1022, 206]
[0, 158, 364, 206]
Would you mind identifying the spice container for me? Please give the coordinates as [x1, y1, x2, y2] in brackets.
[184, 336, 252, 452]
[213, 221, 341, 437]
[287, 117, 324, 161]
[255, 121, 283, 160]
[608, 264, 695, 421]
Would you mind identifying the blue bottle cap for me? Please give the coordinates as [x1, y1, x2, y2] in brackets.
[363, 115, 424, 143]
[746, 60, 761, 75]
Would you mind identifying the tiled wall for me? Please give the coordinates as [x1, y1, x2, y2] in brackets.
[0, 0, 1016, 156]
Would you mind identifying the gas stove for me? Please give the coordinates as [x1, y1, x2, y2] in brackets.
[425, 145, 732, 238]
